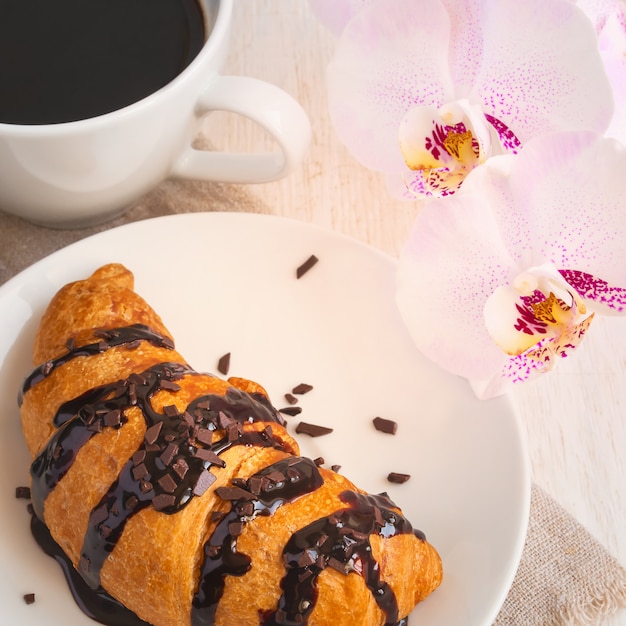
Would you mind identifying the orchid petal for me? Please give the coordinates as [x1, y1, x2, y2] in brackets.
[471, 0, 613, 139]
[326, 0, 455, 172]
[396, 166, 516, 385]
[575, 0, 626, 142]
[559, 269, 626, 314]
[495, 132, 626, 287]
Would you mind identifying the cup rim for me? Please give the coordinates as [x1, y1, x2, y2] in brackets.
[0, 0, 232, 135]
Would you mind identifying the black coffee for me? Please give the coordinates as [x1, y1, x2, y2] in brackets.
[0, 0, 207, 125]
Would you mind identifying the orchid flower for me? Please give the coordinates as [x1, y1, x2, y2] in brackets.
[395, 131, 626, 398]
[321, 0, 613, 198]
[575, 0, 626, 142]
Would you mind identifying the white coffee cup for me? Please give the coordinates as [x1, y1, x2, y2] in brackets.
[0, 0, 311, 228]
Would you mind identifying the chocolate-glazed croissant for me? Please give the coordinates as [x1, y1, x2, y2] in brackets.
[19, 263, 442, 626]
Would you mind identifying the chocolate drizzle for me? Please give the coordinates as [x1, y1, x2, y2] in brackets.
[23, 322, 425, 626]
[192, 456, 325, 625]
[262, 491, 418, 626]
[18, 324, 174, 406]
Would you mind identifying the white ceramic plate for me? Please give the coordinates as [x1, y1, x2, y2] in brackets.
[0, 212, 530, 626]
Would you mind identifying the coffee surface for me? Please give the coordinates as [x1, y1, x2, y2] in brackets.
[0, 0, 206, 125]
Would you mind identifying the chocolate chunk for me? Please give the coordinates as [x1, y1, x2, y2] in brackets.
[159, 443, 179, 467]
[23, 593, 36, 605]
[125, 495, 139, 510]
[15, 486, 31, 499]
[158, 473, 178, 494]
[292, 383, 313, 395]
[104, 409, 121, 428]
[387, 472, 411, 484]
[247, 475, 263, 496]
[295, 422, 333, 437]
[228, 521, 244, 537]
[296, 254, 319, 279]
[163, 404, 180, 418]
[373, 416, 398, 435]
[215, 485, 255, 501]
[128, 373, 147, 386]
[284, 393, 298, 405]
[331, 465, 341, 473]
[298, 549, 317, 567]
[144, 421, 163, 445]
[194, 448, 225, 467]
[160, 380, 181, 392]
[313, 457, 325, 466]
[217, 352, 231, 375]
[279, 406, 302, 417]
[153, 493, 176, 511]
[172, 458, 189, 480]
[131, 463, 149, 481]
[218, 411, 234, 429]
[193, 469, 216, 497]
[226, 422, 241, 442]
[132, 450, 146, 466]
[195, 427, 213, 446]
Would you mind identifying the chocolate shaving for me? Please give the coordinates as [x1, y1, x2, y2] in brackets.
[153, 493, 176, 511]
[296, 254, 319, 279]
[279, 406, 302, 417]
[387, 472, 411, 484]
[292, 383, 313, 395]
[160, 380, 181, 392]
[132, 450, 146, 466]
[15, 486, 31, 499]
[217, 352, 231, 375]
[144, 421, 163, 445]
[373, 416, 398, 435]
[163, 405, 180, 418]
[158, 473, 178, 494]
[159, 443, 179, 467]
[172, 458, 189, 480]
[295, 422, 333, 437]
[195, 427, 213, 446]
[284, 393, 298, 405]
[131, 463, 148, 481]
[215, 485, 255, 501]
[194, 448, 226, 467]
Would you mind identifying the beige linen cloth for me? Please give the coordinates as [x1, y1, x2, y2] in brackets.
[1, 184, 625, 626]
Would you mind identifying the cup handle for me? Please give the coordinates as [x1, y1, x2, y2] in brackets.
[172, 75, 311, 183]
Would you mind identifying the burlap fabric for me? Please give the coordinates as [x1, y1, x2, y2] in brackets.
[1, 184, 625, 625]
[494, 485, 626, 626]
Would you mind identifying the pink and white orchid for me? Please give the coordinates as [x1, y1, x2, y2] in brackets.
[395, 131, 626, 398]
[322, 0, 614, 198]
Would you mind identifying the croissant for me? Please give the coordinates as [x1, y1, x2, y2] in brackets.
[19, 263, 442, 626]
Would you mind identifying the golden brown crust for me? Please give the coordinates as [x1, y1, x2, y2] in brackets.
[20, 263, 443, 626]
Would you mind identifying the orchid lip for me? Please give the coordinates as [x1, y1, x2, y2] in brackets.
[398, 99, 521, 197]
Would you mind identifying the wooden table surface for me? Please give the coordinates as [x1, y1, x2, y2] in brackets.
[216, 2, 626, 624]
